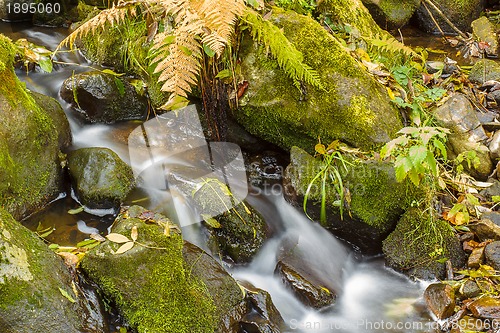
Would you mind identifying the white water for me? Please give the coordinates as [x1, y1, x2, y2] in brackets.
[1, 23, 439, 333]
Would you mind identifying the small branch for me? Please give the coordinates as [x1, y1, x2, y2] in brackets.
[422, 0, 446, 38]
[422, 0, 468, 39]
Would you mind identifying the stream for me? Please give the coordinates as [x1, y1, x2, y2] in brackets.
[1, 22, 443, 333]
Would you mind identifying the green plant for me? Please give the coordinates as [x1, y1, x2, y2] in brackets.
[304, 140, 353, 223]
[381, 126, 450, 187]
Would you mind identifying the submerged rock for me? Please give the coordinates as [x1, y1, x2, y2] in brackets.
[383, 208, 466, 279]
[432, 93, 492, 180]
[362, 0, 420, 29]
[0, 35, 65, 219]
[284, 146, 409, 253]
[60, 71, 148, 123]
[415, 0, 484, 34]
[68, 147, 135, 210]
[236, 9, 402, 152]
[0, 208, 106, 332]
[424, 283, 455, 320]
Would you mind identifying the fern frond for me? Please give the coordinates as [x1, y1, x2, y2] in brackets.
[363, 33, 420, 60]
[191, 0, 246, 56]
[242, 9, 324, 91]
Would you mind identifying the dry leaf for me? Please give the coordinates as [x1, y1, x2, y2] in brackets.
[115, 241, 134, 254]
[131, 226, 138, 242]
[106, 233, 131, 243]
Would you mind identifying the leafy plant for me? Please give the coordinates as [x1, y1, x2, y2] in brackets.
[381, 126, 450, 187]
[304, 140, 353, 223]
[14, 38, 53, 73]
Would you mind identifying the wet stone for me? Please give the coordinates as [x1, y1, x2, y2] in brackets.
[424, 283, 455, 320]
[469, 296, 500, 319]
[484, 241, 500, 270]
[239, 284, 285, 333]
[468, 246, 485, 269]
[459, 280, 481, 299]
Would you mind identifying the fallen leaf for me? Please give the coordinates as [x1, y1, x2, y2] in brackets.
[131, 226, 138, 242]
[115, 241, 134, 254]
[106, 233, 131, 243]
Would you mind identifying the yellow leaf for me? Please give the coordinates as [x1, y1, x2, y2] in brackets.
[131, 226, 138, 242]
[315, 143, 326, 155]
[386, 87, 395, 100]
[454, 212, 467, 225]
[114, 242, 134, 254]
[106, 233, 131, 243]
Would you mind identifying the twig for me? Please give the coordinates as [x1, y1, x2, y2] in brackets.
[422, 0, 468, 39]
[422, 0, 446, 38]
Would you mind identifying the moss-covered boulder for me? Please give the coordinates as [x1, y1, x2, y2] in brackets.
[81, 205, 245, 333]
[206, 201, 268, 263]
[0, 208, 106, 332]
[415, 0, 484, 34]
[361, 0, 420, 30]
[68, 147, 135, 210]
[60, 71, 148, 123]
[0, 34, 65, 219]
[469, 59, 500, 85]
[236, 9, 402, 152]
[284, 146, 410, 253]
[471, 16, 498, 57]
[382, 208, 466, 279]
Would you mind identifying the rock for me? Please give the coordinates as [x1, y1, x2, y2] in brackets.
[484, 241, 500, 270]
[275, 260, 335, 309]
[415, 0, 484, 34]
[459, 280, 481, 299]
[480, 181, 500, 201]
[468, 246, 485, 268]
[246, 150, 287, 188]
[490, 131, 500, 161]
[68, 147, 135, 210]
[0, 208, 106, 332]
[206, 201, 268, 263]
[469, 217, 500, 241]
[471, 16, 498, 57]
[239, 284, 285, 333]
[80, 206, 219, 333]
[469, 59, 500, 85]
[236, 9, 402, 152]
[284, 146, 410, 253]
[424, 283, 455, 320]
[0, 0, 32, 22]
[60, 71, 148, 123]
[469, 296, 500, 319]
[433, 93, 492, 180]
[383, 208, 466, 279]
[362, 0, 421, 29]
[30, 91, 72, 150]
[0, 35, 64, 219]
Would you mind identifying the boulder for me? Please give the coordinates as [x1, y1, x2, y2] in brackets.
[80, 205, 219, 333]
[0, 34, 64, 219]
[0, 207, 106, 333]
[424, 283, 455, 320]
[484, 241, 500, 270]
[362, 0, 421, 30]
[239, 284, 285, 333]
[415, 0, 484, 34]
[469, 214, 500, 241]
[432, 93, 492, 179]
[206, 201, 268, 263]
[68, 147, 135, 210]
[383, 208, 466, 279]
[471, 16, 498, 57]
[236, 9, 402, 152]
[284, 146, 410, 253]
[469, 297, 500, 319]
[60, 71, 148, 123]
[469, 59, 500, 85]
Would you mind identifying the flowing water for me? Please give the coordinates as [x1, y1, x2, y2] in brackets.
[0, 22, 446, 332]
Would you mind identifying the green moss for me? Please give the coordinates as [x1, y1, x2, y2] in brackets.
[81, 212, 217, 333]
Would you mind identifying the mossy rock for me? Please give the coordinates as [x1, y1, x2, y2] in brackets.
[361, 0, 420, 30]
[284, 146, 411, 253]
[206, 201, 268, 263]
[68, 147, 135, 209]
[80, 205, 219, 333]
[382, 208, 466, 279]
[0, 208, 105, 332]
[60, 71, 148, 123]
[0, 34, 64, 219]
[471, 16, 498, 57]
[415, 0, 484, 34]
[469, 59, 500, 85]
[236, 9, 402, 152]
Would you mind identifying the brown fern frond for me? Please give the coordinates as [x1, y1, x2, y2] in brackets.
[192, 0, 245, 56]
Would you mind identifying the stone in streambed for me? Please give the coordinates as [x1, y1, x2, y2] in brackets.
[469, 214, 500, 242]
[468, 246, 485, 269]
[60, 71, 148, 123]
[239, 284, 285, 333]
[472, 16, 498, 57]
[484, 241, 500, 270]
[362, 0, 420, 30]
[68, 147, 135, 210]
[469, 297, 500, 319]
[424, 283, 455, 320]
[469, 59, 500, 85]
